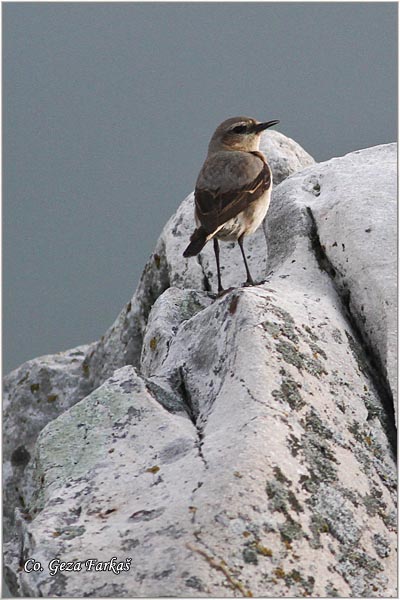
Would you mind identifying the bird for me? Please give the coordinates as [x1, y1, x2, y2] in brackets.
[183, 116, 279, 294]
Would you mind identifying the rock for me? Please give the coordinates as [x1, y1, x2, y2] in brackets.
[9, 366, 206, 597]
[265, 143, 397, 420]
[7, 281, 397, 596]
[3, 345, 91, 540]
[4, 139, 397, 597]
[293, 144, 397, 419]
[140, 287, 213, 378]
[259, 128, 315, 185]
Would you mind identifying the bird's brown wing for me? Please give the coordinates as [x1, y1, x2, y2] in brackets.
[195, 152, 271, 235]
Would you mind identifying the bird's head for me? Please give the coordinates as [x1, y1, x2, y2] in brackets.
[207, 116, 280, 154]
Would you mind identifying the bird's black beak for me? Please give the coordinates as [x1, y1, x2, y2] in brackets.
[252, 120, 280, 133]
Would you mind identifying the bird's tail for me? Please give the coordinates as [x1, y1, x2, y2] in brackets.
[183, 227, 208, 257]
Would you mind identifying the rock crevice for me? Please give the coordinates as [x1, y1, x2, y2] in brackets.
[306, 204, 396, 446]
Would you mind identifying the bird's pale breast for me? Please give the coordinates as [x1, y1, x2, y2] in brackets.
[216, 187, 271, 241]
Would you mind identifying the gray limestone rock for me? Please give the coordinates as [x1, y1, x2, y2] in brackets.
[7, 280, 397, 596]
[3, 345, 91, 541]
[266, 143, 397, 420]
[260, 128, 315, 185]
[140, 287, 213, 378]
[4, 139, 397, 597]
[297, 145, 397, 418]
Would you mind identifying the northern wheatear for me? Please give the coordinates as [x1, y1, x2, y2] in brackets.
[183, 116, 279, 294]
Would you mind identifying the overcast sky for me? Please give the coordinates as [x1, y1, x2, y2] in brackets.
[4, 2, 397, 374]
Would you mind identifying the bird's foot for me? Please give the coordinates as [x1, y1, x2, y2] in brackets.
[216, 286, 236, 298]
[243, 278, 271, 288]
[243, 278, 255, 287]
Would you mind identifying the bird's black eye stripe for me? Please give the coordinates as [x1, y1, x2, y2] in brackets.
[232, 124, 247, 134]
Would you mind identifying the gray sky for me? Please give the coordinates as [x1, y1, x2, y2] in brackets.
[4, 2, 397, 374]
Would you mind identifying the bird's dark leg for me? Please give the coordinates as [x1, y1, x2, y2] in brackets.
[213, 237, 224, 294]
[238, 234, 254, 286]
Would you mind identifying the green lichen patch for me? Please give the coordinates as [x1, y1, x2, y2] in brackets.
[369, 437, 387, 462]
[262, 321, 281, 338]
[275, 340, 327, 377]
[348, 423, 393, 488]
[288, 434, 302, 457]
[303, 355, 328, 377]
[279, 323, 299, 343]
[325, 582, 340, 597]
[268, 305, 295, 327]
[308, 341, 327, 360]
[30, 386, 142, 506]
[272, 376, 305, 411]
[30, 383, 40, 393]
[242, 547, 258, 564]
[180, 293, 210, 320]
[285, 569, 315, 595]
[266, 469, 303, 517]
[275, 340, 304, 370]
[266, 480, 288, 513]
[243, 533, 274, 560]
[185, 576, 204, 591]
[309, 513, 330, 548]
[371, 457, 397, 492]
[302, 324, 319, 342]
[372, 533, 391, 558]
[382, 509, 397, 530]
[302, 437, 339, 491]
[361, 491, 387, 519]
[303, 409, 333, 439]
[278, 515, 303, 543]
[308, 486, 362, 551]
[273, 466, 291, 486]
[338, 487, 359, 508]
[337, 549, 385, 596]
[287, 491, 303, 514]
[262, 318, 299, 343]
[285, 568, 302, 583]
[348, 421, 368, 445]
[352, 445, 373, 479]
